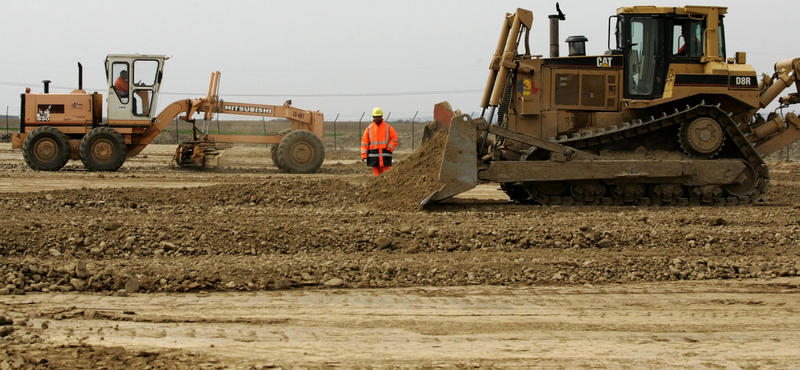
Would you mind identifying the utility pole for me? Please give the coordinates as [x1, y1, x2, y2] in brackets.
[333, 113, 339, 150]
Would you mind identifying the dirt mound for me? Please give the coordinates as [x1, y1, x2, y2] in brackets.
[319, 161, 373, 176]
[362, 129, 447, 211]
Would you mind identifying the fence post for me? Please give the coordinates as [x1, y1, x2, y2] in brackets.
[787, 142, 791, 162]
[411, 111, 418, 151]
[358, 112, 365, 144]
[333, 113, 339, 150]
[5, 106, 8, 141]
[268, 117, 269, 148]
[216, 114, 220, 134]
[175, 117, 179, 144]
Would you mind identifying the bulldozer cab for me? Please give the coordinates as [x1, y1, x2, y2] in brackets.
[615, 6, 726, 100]
[423, 5, 798, 207]
[105, 54, 167, 123]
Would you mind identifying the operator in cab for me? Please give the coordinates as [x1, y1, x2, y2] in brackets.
[360, 107, 399, 176]
[677, 23, 702, 57]
[114, 70, 129, 97]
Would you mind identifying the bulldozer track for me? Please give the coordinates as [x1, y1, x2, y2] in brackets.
[503, 102, 769, 206]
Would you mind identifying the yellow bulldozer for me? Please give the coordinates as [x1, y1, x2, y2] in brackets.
[423, 5, 800, 206]
[13, 54, 325, 173]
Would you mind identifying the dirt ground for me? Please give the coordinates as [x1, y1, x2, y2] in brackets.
[1, 142, 800, 369]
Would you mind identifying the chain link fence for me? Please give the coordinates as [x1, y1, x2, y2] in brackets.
[1, 112, 16, 144]
[148, 117, 430, 154]
[0, 114, 431, 153]
[3, 113, 799, 160]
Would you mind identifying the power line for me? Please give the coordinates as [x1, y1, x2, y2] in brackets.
[1, 80, 482, 98]
[159, 89, 484, 98]
[0, 81, 94, 91]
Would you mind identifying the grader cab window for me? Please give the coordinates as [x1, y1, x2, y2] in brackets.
[628, 18, 657, 96]
[133, 60, 159, 87]
[133, 90, 154, 116]
[131, 59, 160, 117]
[111, 62, 129, 104]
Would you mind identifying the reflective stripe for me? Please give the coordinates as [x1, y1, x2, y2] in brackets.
[370, 123, 389, 144]
[367, 153, 392, 157]
[369, 125, 375, 145]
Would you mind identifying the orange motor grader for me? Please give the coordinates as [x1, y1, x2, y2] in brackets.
[423, 5, 800, 206]
[12, 54, 325, 173]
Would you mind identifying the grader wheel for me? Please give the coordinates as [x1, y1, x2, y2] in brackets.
[80, 127, 127, 172]
[22, 126, 70, 171]
[270, 146, 282, 170]
[276, 130, 325, 174]
[271, 129, 292, 171]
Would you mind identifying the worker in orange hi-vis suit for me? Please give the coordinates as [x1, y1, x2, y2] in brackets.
[360, 107, 399, 176]
[114, 70, 129, 97]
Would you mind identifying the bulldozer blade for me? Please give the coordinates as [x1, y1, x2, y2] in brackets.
[422, 101, 456, 144]
[421, 114, 479, 205]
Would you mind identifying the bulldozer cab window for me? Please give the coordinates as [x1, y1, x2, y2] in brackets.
[673, 20, 704, 58]
[111, 62, 129, 104]
[717, 20, 727, 59]
[627, 18, 657, 96]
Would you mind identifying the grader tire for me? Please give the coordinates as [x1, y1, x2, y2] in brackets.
[271, 146, 282, 170]
[80, 127, 127, 172]
[271, 129, 292, 171]
[22, 126, 70, 171]
[277, 130, 324, 174]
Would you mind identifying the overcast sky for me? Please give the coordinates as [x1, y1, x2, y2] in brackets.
[1, 1, 798, 121]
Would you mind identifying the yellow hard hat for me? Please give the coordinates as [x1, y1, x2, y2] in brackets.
[372, 107, 383, 116]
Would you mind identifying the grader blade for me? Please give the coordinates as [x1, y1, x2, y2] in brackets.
[201, 149, 228, 169]
[174, 141, 231, 169]
[421, 114, 479, 205]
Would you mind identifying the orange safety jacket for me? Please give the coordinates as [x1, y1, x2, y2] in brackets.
[360, 120, 399, 167]
[114, 77, 129, 96]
